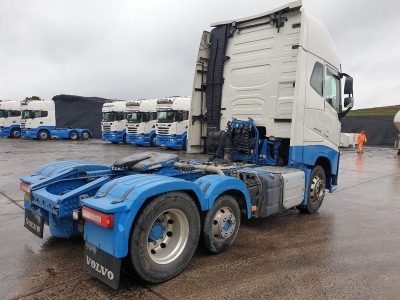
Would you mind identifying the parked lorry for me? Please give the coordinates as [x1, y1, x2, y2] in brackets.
[20, 0, 354, 290]
[125, 99, 158, 146]
[155, 96, 190, 150]
[20, 99, 92, 140]
[0, 100, 22, 138]
[101, 101, 129, 144]
[394, 110, 400, 155]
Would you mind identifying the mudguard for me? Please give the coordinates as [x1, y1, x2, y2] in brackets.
[83, 174, 206, 258]
[195, 175, 252, 219]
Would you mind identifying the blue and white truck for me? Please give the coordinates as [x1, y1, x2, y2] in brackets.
[20, 0, 354, 289]
[125, 99, 158, 146]
[155, 96, 190, 150]
[101, 101, 129, 144]
[0, 100, 22, 138]
[20, 99, 92, 140]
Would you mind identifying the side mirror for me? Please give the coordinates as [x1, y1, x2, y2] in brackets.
[143, 113, 150, 123]
[176, 111, 183, 122]
[117, 113, 123, 121]
[344, 97, 354, 109]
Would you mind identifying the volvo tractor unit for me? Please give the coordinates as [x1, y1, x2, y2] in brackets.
[125, 99, 158, 146]
[0, 100, 22, 138]
[101, 101, 129, 144]
[20, 0, 354, 290]
[155, 96, 190, 150]
[20, 99, 92, 140]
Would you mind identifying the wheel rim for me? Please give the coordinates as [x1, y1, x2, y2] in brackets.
[13, 131, 21, 138]
[147, 209, 189, 264]
[211, 206, 237, 241]
[40, 132, 48, 139]
[82, 132, 89, 139]
[71, 132, 78, 139]
[310, 175, 325, 203]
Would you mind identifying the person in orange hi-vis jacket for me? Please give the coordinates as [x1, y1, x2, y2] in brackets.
[357, 131, 367, 153]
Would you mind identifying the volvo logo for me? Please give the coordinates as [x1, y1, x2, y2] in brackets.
[86, 255, 114, 280]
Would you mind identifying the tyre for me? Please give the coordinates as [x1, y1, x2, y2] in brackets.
[81, 131, 90, 140]
[38, 130, 49, 140]
[129, 191, 200, 284]
[202, 195, 240, 254]
[68, 131, 79, 140]
[297, 165, 326, 214]
[10, 128, 21, 138]
[123, 133, 128, 144]
[150, 134, 157, 147]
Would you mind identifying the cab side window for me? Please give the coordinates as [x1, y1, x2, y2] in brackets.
[310, 62, 324, 96]
[326, 68, 341, 112]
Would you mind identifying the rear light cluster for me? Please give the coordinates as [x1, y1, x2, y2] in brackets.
[82, 207, 114, 228]
[20, 182, 30, 193]
[20, 182, 31, 201]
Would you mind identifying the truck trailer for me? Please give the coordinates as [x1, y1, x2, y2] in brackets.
[20, 99, 92, 140]
[0, 100, 22, 138]
[125, 99, 158, 146]
[101, 101, 129, 144]
[20, 0, 354, 289]
[155, 96, 190, 150]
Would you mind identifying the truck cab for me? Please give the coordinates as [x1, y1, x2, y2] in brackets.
[126, 99, 158, 146]
[20, 100, 56, 140]
[0, 100, 22, 138]
[155, 96, 190, 150]
[189, 0, 354, 192]
[101, 101, 129, 144]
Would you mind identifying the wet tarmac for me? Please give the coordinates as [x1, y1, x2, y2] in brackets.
[1, 138, 399, 300]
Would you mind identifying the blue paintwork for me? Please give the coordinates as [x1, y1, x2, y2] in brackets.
[21, 126, 91, 140]
[130, 131, 156, 146]
[83, 174, 207, 257]
[51, 128, 92, 139]
[194, 175, 252, 219]
[21, 161, 122, 237]
[0, 124, 20, 137]
[102, 129, 126, 143]
[289, 144, 339, 192]
[156, 132, 187, 150]
[22, 126, 56, 139]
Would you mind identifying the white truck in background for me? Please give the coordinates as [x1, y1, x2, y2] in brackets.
[101, 101, 129, 144]
[339, 133, 357, 148]
[0, 100, 22, 138]
[20, 99, 92, 140]
[126, 99, 158, 146]
[394, 110, 400, 155]
[155, 96, 190, 150]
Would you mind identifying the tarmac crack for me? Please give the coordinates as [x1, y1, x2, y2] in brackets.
[0, 191, 24, 210]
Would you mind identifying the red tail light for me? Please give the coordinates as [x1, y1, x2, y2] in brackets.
[82, 207, 114, 228]
[20, 182, 30, 193]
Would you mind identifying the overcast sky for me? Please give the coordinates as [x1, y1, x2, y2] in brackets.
[1, 0, 399, 109]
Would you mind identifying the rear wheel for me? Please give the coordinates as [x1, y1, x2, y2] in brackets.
[10, 128, 21, 138]
[129, 192, 200, 283]
[202, 195, 241, 254]
[150, 134, 157, 147]
[38, 130, 49, 140]
[68, 131, 79, 140]
[81, 131, 90, 140]
[123, 133, 128, 144]
[297, 165, 326, 213]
